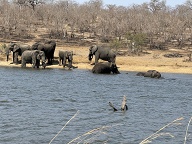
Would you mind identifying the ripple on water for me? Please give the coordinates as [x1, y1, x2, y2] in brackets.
[0, 68, 192, 143]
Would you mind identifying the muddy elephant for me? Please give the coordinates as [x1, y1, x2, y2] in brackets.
[31, 40, 56, 65]
[88, 45, 116, 64]
[58, 50, 73, 68]
[92, 62, 120, 74]
[21, 50, 46, 68]
[136, 70, 161, 78]
[6, 42, 31, 64]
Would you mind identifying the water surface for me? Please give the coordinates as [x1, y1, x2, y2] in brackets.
[0, 67, 192, 144]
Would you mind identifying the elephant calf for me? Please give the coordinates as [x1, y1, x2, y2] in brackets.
[92, 62, 120, 74]
[136, 70, 161, 78]
[58, 50, 73, 68]
[21, 50, 46, 68]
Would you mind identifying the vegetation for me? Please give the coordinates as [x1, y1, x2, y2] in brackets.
[0, 0, 191, 46]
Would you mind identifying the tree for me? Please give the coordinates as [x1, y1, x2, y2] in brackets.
[148, 0, 166, 13]
[13, 0, 44, 10]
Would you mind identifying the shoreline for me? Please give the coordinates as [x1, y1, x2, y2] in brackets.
[1, 60, 192, 74]
[1, 45, 192, 74]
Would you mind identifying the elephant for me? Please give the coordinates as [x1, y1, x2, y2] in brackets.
[58, 50, 73, 68]
[88, 45, 116, 65]
[92, 62, 120, 74]
[21, 50, 46, 68]
[31, 40, 56, 65]
[136, 70, 161, 78]
[6, 42, 31, 64]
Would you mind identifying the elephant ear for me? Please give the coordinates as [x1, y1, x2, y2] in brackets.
[90, 45, 98, 55]
[65, 52, 69, 57]
[13, 44, 19, 52]
[33, 51, 40, 59]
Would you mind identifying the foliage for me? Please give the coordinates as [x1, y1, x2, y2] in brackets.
[125, 32, 146, 55]
[126, 33, 146, 47]
[0, 0, 192, 49]
[109, 39, 123, 52]
[0, 43, 6, 54]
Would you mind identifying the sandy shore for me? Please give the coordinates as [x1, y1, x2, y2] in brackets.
[1, 45, 192, 74]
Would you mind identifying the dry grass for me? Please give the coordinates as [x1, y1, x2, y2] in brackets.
[48, 112, 192, 144]
[48, 111, 79, 144]
[67, 124, 122, 144]
[139, 117, 192, 144]
[184, 117, 192, 144]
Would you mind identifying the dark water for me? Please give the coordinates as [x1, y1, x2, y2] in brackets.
[0, 67, 192, 144]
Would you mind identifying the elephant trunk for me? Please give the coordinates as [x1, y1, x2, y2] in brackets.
[5, 47, 10, 61]
[6, 53, 9, 61]
[41, 56, 46, 68]
[68, 60, 72, 68]
[88, 54, 93, 61]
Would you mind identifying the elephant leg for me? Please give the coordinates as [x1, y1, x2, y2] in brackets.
[36, 59, 40, 68]
[63, 57, 67, 67]
[94, 55, 99, 64]
[32, 58, 36, 68]
[21, 60, 26, 68]
[13, 52, 18, 64]
[59, 58, 62, 66]
[12, 52, 15, 63]
[68, 59, 72, 69]
[48, 57, 52, 65]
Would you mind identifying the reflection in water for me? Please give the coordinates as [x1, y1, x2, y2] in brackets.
[0, 67, 192, 143]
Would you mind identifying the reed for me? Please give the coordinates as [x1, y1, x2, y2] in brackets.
[48, 110, 79, 144]
[184, 117, 192, 144]
[67, 124, 122, 144]
[140, 117, 184, 144]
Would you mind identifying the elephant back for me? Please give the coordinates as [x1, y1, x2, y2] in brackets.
[59, 50, 65, 58]
[92, 62, 119, 74]
[92, 62, 111, 74]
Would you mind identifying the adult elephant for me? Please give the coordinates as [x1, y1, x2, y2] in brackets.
[58, 50, 73, 68]
[88, 45, 116, 64]
[92, 62, 120, 74]
[21, 50, 46, 68]
[136, 70, 161, 78]
[31, 40, 56, 65]
[6, 42, 31, 64]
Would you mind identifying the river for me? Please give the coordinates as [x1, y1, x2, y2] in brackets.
[0, 67, 192, 144]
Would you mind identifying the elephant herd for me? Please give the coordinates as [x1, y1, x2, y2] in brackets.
[5, 41, 162, 78]
[6, 40, 56, 68]
[88, 45, 162, 78]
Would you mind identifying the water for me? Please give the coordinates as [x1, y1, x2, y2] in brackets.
[0, 67, 192, 144]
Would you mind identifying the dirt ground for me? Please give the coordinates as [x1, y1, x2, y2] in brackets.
[1, 44, 192, 74]
[0, 28, 192, 74]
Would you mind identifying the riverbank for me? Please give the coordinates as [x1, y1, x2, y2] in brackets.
[1, 45, 192, 74]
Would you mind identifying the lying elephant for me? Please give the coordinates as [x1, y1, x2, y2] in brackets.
[88, 45, 116, 64]
[92, 62, 120, 74]
[21, 50, 46, 68]
[136, 70, 161, 78]
[6, 42, 31, 64]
